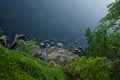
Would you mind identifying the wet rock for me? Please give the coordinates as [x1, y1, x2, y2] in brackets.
[75, 40, 78, 44]
[78, 46, 82, 50]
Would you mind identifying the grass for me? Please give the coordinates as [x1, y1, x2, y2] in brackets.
[0, 45, 67, 80]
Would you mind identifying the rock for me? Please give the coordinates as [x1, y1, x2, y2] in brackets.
[46, 44, 50, 48]
[8, 34, 26, 49]
[56, 43, 63, 48]
[73, 49, 83, 57]
[40, 52, 48, 61]
[58, 49, 64, 54]
[50, 42, 54, 47]
[44, 40, 49, 42]
[0, 34, 80, 66]
[75, 40, 78, 44]
[31, 46, 78, 65]
[39, 43, 46, 48]
[44, 48, 77, 65]
[57, 55, 67, 64]
[14, 34, 26, 41]
[17, 40, 26, 46]
[0, 36, 7, 46]
[32, 49, 42, 59]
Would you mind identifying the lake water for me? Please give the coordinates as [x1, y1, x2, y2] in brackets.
[0, 0, 111, 49]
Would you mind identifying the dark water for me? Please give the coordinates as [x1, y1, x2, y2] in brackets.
[0, 0, 109, 48]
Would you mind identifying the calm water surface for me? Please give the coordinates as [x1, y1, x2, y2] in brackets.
[0, 0, 113, 48]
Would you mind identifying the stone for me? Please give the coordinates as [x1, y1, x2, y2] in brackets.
[32, 47, 77, 65]
[50, 43, 54, 47]
[40, 52, 48, 60]
[39, 43, 46, 48]
[14, 34, 26, 41]
[0, 36, 7, 46]
[0, 34, 80, 66]
[56, 43, 63, 48]
[17, 40, 26, 46]
[8, 34, 26, 49]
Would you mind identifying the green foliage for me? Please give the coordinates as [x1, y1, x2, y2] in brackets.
[85, 0, 120, 60]
[0, 45, 67, 80]
[24, 40, 34, 54]
[17, 39, 35, 55]
[100, 0, 120, 23]
[64, 57, 113, 80]
[110, 60, 120, 80]
[85, 1, 120, 79]
[86, 28, 93, 44]
[85, 24, 111, 57]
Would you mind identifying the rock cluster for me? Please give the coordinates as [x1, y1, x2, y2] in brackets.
[0, 34, 81, 66]
[32, 46, 79, 65]
[17, 40, 80, 65]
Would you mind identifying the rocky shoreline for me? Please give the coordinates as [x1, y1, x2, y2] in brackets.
[0, 34, 83, 66]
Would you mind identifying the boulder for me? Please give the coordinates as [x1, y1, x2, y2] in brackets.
[39, 43, 46, 48]
[56, 43, 63, 48]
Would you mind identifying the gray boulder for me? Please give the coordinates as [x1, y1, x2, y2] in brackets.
[56, 43, 64, 48]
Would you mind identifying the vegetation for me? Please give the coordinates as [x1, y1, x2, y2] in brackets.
[85, 0, 120, 60]
[64, 57, 114, 80]
[84, 0, 120, 79]
[0, 0, 120, 80]
[0, 45, 67, 80]
[0, 45, 119, 80]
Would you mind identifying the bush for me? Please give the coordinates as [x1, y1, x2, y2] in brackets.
[110, 60, 120, 80]
[64, 57, 113, 80]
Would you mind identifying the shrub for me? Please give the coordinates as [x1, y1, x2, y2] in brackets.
[64, 57, 113, 80]
[110, 60, 120, 80]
